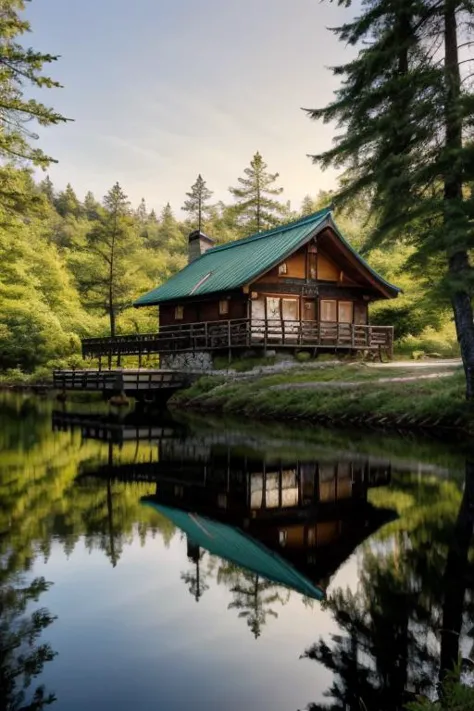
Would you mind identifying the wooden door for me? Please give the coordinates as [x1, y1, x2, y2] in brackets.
[282, 297, 299, 340]
[303, 299, 316, 321]
[251, 298, 265, 339]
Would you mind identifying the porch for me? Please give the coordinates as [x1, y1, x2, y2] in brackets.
[81, 318, 394, 361]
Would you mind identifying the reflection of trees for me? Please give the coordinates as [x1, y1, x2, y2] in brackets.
[302, 465, 474, 711]
[0, 576, 57, 710]
[180, 541, 210, 602]
[0, 396, 176, 574]
[0, 394, 179, 708]
[218, 563, 290, 639]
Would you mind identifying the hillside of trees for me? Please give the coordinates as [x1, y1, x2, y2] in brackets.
[0, 0, 461, 377]
[0, 164, 458, 376]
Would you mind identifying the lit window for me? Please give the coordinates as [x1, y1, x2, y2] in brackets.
[175, 305, 184, 320]
[278, 262, 288, 276]
[219, 299, 229, 316]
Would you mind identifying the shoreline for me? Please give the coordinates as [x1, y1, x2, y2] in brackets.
[169, 363, 471, 437]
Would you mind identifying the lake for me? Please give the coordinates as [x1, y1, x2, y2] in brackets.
[1, 392, 473, 711]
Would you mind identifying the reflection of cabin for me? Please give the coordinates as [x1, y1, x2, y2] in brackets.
[81, 208, 400, 362]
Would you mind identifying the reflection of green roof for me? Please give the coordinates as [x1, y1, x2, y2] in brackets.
[143, 501, 324, 601]
[134, 208, 399, 306]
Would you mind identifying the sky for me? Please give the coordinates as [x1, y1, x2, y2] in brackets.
[26, 0, 357, 215]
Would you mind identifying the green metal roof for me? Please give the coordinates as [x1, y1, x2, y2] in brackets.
[143, 501, 324, 601]
[134, 208, 400, 306]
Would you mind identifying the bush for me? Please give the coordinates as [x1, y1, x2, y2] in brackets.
[296, 351, 311, 363]
[397, 325, 459, 359]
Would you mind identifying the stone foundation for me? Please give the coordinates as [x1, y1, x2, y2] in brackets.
[161, 351, 213, 372]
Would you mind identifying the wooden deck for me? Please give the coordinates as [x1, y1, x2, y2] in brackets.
[81, 318, 394, 360]
[52, 368, 191, 395]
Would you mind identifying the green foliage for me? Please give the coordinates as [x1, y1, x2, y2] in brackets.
[407, 675, 474, 710]
[397, 325, 460, 360]
[0, 0, 68, 171]
[229, 151, 286, 234]
[308, 0, 474, 396]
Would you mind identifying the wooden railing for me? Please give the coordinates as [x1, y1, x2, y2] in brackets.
[53, 368, 190, 392]
[81, 319, 394, 359]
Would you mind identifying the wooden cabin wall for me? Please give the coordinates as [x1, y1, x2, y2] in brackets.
[159, 295, 247, 327]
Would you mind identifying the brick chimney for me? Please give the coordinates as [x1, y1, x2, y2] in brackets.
[188, 230, 215, 263]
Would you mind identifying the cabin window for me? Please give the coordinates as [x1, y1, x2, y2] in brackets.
[278, 262, 288, 276]
[320, 300, 337, 322]
[175, 305, 184, 320]
[282, 298, 299, 322]
[338, 301, 354, 323]
[266, 297, 281, 321]
[219, 299, 229, 316]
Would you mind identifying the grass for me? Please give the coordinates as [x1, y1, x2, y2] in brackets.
[170, 363, 472, 433]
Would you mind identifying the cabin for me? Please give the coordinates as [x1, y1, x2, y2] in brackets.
[81, 207, 400, 365]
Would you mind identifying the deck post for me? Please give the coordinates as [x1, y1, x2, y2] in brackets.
[98, 354, 102, 371]
[107, 350, 112, 369]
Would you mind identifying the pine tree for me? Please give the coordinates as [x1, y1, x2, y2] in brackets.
[83, 191, 100, 221]
[81, 183, 140, 337]
[229, 152, 285, 234]
[182, 174, 213, 232]
[0, 1, 68, 167]
[55, 183, 81, 218]
[38, 176, 55, 204]
[306, 0, 474, 399]
[136, 198, 148, 225]
[156, 202, 186, 255]
[301, 195, 316, 217]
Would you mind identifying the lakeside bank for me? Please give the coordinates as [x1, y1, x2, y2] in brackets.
[170, 362, 471, 435]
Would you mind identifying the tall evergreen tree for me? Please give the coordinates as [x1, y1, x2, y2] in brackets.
[83, 191, 100, 221]
[136, 198, 148, 226]
[55, 183, 81, 218]
[0, 0, 68, 166]
[81, 183, 140, 337]
[229, 152, 285, 234]
[38, 176, 55, 204]
[156, 202, 186, 255]
[301, 194, 316, 217]
[306, 0, 474, 398]
[182, 174, 213, 232]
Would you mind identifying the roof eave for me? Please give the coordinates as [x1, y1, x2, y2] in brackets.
[327, 215, 401, 300]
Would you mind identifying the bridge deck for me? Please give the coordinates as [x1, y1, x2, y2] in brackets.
[53, 368, 191, 394]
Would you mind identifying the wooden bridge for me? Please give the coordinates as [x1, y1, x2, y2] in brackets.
[52, 368, 192, 398]
[81, 318, 394, 362]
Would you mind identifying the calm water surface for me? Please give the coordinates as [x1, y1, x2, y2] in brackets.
[1, 393, 473, 711]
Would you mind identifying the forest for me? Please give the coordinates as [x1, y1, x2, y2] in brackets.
[0, 165, 459, 378]
[0, 0, 467, 380]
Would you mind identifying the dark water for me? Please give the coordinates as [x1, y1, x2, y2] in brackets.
[1, 392, 473, 711]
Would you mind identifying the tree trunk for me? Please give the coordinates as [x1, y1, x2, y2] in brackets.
[439, 460, 474, 688]
[449, 257, 474, 399]
[444, 3, 474, 398]
[109, 306, 116, 339]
